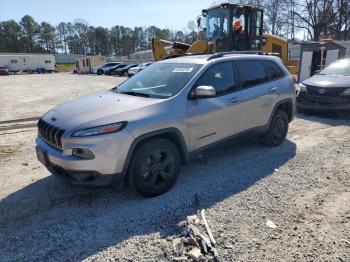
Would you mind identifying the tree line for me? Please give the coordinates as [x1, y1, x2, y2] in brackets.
[234, 0, 350, 40]
[0, 15, 199, 56]
[0, 0, 349, 56]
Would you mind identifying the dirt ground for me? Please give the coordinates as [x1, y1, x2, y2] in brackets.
[0, 73, 349, 261]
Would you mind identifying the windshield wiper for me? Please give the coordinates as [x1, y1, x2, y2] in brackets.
[119, 91, 150, 97]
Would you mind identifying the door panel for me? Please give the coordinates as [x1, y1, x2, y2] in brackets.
[186, 62, 243, 151]
[299, 51, 313, 82]
[239, 81, 279, 130]
[325, 49, 339, 67]
[187, 93, 243, 150]
[236, 60, 277, 130]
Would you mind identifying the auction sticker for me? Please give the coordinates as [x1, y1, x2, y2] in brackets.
[172, 68, 193, 73]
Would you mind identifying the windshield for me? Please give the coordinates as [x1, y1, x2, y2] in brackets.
[206, 8, 229, 40]
[318, 60, 350, 76]
[117, 63, 202, 98]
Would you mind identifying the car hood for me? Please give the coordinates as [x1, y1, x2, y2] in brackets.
[303, 74, 350, 88]
[42, 90, 162, 131]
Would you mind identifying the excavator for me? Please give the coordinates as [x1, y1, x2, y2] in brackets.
[152, 3, 298, 74]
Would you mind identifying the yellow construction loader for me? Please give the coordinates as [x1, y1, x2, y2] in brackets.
[152, 3, 298, 74]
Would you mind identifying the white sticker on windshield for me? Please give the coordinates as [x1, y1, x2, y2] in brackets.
[172, 68, 193, 73]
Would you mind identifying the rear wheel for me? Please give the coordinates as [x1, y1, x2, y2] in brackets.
[263, 109, 289, 147]
[128, 138, 181, 197]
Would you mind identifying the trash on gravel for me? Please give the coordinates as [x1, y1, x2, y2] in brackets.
[274, 168, 279, 172]
[169, 209, 219, 261]
[187, 215, 200, 225]
[187, 247, 203, 261]
[201, 209, 216, 246]
[266, 220, 278, 229]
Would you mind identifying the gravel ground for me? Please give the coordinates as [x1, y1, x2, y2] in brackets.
[0, 114, 349, 262]
[0, 74, 349, 261]
[0, 73, 122, 121]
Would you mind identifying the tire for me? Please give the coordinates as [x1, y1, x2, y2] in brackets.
[124, 71, 128, 77]
[97, 69, 103, 75]
[128, 138, 181, 197]
[263, 109, 289, 147]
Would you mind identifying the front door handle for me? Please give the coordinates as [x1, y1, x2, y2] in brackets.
[228, 97, 240, 104]
[269, 87, 278, 93]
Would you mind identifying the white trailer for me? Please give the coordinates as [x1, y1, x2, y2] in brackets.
[0, 54, 55, 72]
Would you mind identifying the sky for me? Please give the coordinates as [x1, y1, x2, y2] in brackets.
[0, 0, 214, 30]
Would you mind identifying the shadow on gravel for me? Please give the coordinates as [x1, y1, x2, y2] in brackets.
[0, 135, 296, 261]
[297, 110, 350, 126]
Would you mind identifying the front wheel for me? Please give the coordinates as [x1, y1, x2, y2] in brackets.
[263, 109, 289, 147]
[97, 69, 103, 75]
[128, 138, 181, 197]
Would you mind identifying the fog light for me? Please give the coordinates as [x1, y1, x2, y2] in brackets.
[72, 148, 95, 159]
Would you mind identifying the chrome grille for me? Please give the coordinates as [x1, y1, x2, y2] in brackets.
[37, 119, 65, 149]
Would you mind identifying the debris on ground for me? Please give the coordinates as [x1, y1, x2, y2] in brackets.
[170, 209, 219, 261]
[266, 220, 278, 229]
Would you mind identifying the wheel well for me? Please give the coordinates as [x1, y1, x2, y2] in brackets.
[129, 132, 188, 166]
[276, 101, 293, 122]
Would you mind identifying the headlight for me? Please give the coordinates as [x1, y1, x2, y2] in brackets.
[297, 83, 307, 92]
[341, 88, 350, 96]
[71, 122, 127, 137]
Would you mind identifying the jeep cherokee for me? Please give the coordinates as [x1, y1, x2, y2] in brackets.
[36, 53, 296, 197]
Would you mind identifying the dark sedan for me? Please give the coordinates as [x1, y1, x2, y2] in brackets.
[113, 64, 138, 77]
[296, 59, 350, 111]
[0, 66, 9, 75]
[105, 64, 127, 75]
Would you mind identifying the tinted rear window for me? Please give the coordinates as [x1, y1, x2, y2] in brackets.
[264, 61, 284, 80]
[237, 61, 268, 88]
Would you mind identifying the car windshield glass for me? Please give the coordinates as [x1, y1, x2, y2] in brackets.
[117, 63, 202, 98]
[318, 60, 350, 76]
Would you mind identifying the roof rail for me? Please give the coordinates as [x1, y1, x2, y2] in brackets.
[206, 50, 279, 61]
[161, 52, 211, 60]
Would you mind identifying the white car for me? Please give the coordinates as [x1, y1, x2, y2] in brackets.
[128, 62, 152, 77]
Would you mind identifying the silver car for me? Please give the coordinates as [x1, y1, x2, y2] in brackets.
[36, 53, 295, 197]
[297, 59, 350, 111]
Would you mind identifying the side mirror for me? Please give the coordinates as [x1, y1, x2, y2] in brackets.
[192, 85, 216, 99]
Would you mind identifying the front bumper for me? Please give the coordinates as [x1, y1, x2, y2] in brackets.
[35, 129, 133, 187]
[297, 92, 350, 111]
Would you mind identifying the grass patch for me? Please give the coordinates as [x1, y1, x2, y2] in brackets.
[56, 63, 75, 72]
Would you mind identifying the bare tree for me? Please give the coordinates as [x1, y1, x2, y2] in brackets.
[293, 0, 336, 40]
[332, 0, 350, 39]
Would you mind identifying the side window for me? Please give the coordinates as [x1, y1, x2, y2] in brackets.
[196, 62, 236, 96]
[237, 61, 268, 88]
[82, 59, 85, 67]
[264, 61, 284, 80]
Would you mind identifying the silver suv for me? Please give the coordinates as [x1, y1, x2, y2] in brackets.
[36, 53, 296, 197]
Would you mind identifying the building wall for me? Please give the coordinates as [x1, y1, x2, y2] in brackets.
[55, 53, 85, 64]
[336, 41, 350, 57]
[76, 56, 106, 73]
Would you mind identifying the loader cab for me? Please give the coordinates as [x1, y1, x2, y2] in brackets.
[202, 3, 264, 52]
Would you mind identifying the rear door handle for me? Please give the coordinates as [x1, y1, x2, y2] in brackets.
[269, 87, 278, 93]
[228, 97, 240, 104]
